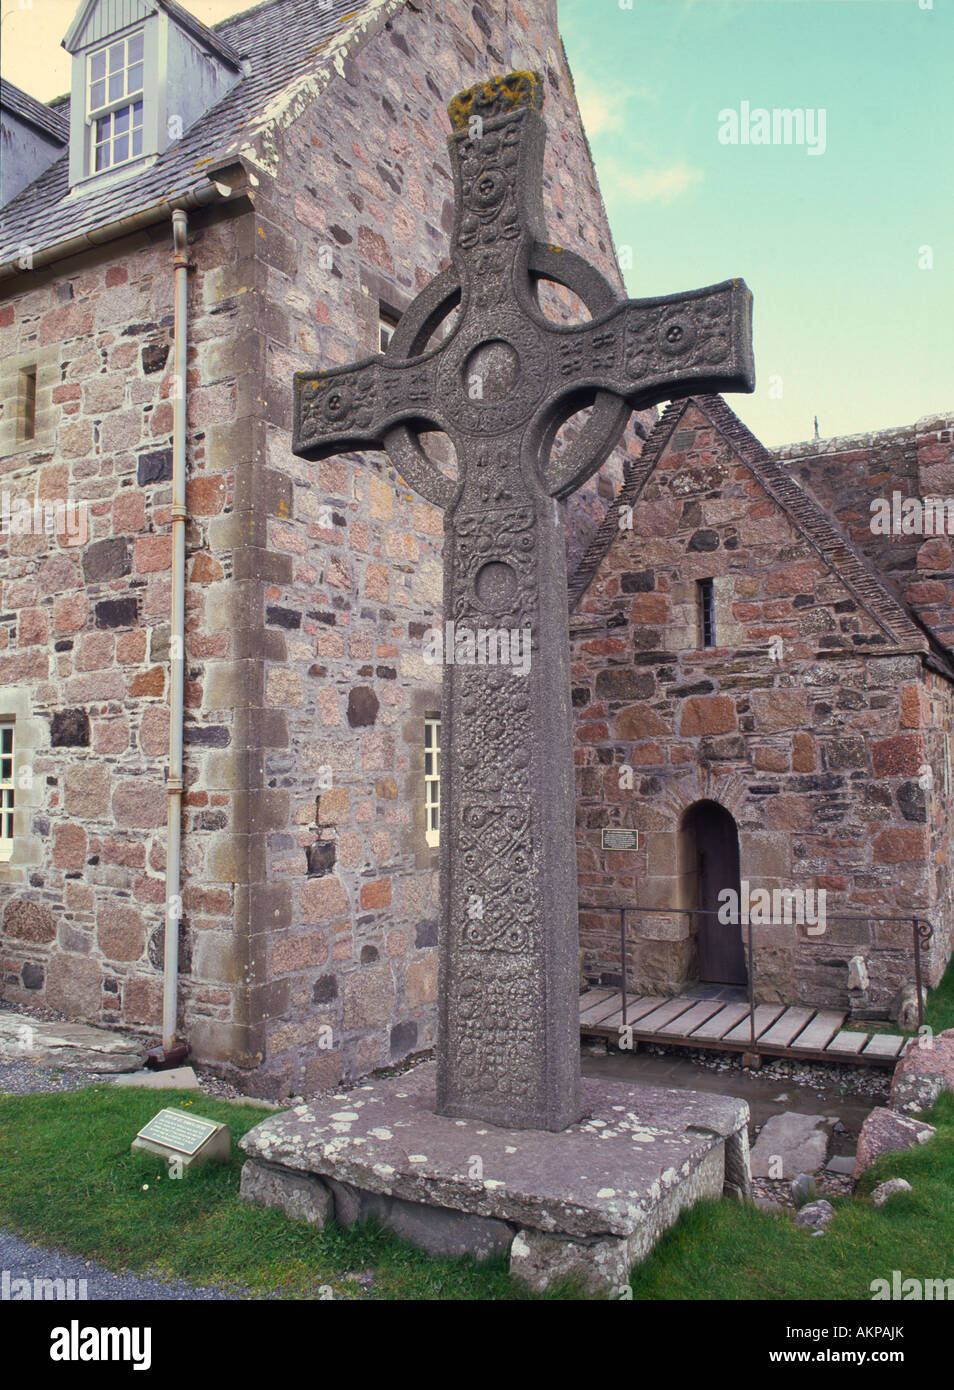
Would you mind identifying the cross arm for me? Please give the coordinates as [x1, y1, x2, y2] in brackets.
[293, 357, 445, 461]
[535, 278, 754, 498]
[293, 356, 460, 509]
[547, 278, 755, 411]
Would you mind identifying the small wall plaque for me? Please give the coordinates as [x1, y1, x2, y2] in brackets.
[601, 828, 641, 851]
[132, 1107, 230, 1170]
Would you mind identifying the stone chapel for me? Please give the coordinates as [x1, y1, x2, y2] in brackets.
[1, 0, 951, 1097]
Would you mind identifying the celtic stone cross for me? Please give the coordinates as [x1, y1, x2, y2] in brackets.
[293, 72, 755, 1131]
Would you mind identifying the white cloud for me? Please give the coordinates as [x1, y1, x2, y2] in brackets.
[573, 73, 657, 139]
[600, 158, 704, 205]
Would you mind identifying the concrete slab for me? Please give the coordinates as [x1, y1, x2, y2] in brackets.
[750, 1112, 834, 1178]
[825, 1154, 857, 1176]
[0, 1012, 146, 1072]
[110, 1066, 200, 1089]
[239, 1062, 750, 1295]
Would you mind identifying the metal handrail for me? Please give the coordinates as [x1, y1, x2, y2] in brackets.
[578, 904, 935, 1043]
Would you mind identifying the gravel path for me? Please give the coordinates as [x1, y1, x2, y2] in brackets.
[0, 1228, 243, 1301]
[0, 1059, 103, 1095]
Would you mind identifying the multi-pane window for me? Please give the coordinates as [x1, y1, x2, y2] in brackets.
[0, 722, 14, 861]
[88, 31, 144, 172]
[698, 578, 716, 649]
[424, 716, 440, 848]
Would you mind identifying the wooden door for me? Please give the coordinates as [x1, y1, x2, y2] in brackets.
[687, 801, 747, 986]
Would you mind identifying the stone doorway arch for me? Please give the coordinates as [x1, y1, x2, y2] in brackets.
[680, 799, 747, 987]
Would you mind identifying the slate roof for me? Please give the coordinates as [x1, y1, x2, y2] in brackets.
[0, 78, 69, 144]
[568, 394, 946, 662]
[62, 0, 241, 66]
[0, 0, 396, 271]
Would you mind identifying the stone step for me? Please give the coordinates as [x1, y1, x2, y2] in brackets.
[0, 1012, 147, 1072]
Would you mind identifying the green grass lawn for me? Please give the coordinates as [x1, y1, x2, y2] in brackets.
[0, 1085, 525, 1300]
[1, 1081, 952, 1300]
[630, 1093, 954, 1300]
[926, 955, 954, 1035]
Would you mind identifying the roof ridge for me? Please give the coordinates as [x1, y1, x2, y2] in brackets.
[0, 77, 69, 144]
[0, 0, 391, 271]
[567, 392, 932, 654]
[689, 393, 929, 649]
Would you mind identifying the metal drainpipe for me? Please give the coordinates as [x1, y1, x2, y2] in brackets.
[162, 208, 190, 1052]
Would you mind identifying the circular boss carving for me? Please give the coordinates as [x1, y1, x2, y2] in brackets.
[467, 169, 507, 212]
[657, 314, 697, 356]
[436, 315, 548, 435]
[473, 560, 518, 614]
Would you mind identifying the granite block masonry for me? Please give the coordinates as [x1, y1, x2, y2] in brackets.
[292, 70, 755, 1131]
[0, 0, 653, 1101]
[239, 1061, 751, 1296]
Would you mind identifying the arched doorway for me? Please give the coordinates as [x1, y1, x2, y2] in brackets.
[681, 800, 747, 986]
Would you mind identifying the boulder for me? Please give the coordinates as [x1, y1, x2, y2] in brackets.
[853, 1107, 936, 1181]
[847, 955, 869, 991]
[871, 1178, 913, 1207]
[791, 1173, 818, 1209]
[890, 1028, 954, 1114]
[750, 1112, 834, 1178]
[895, 985, 927, 1031]
[794, 1200, 835, 1230]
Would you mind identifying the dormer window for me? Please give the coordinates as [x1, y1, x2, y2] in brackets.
[63, 0, 242, 192]
[88, 31, 144, 171]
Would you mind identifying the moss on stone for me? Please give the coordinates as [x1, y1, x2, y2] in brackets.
[447, 70, 543, 131]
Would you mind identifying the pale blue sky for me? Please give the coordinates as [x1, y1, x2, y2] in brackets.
[559, 0, 953, 444]
[3, 0, 951, 445]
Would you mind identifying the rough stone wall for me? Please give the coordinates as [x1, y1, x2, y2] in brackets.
[242, 0, 649, 1096]
[571, 400, 951, 1015]
[1, 0, 651, 1097]
[0, 200, 266, 1058]
[777, 413, 954, 646]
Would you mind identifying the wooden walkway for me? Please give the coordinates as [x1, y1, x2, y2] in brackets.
[579, 989, 908, 1067]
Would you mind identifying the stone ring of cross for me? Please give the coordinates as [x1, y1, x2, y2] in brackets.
[293, 70, 755, 520]
[379, 244, 638, 504]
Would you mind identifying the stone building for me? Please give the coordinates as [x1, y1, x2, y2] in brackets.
[3, 0, 951, 1096]
[0, 0, 646, 1096]
[571, 394, 954, 1017]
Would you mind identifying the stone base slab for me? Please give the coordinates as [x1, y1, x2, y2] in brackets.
[0, 1012, 147, 1072]
[239, 1063, 750, 1294]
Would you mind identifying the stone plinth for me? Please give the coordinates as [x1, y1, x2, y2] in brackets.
[239, 1064, 750, 1295]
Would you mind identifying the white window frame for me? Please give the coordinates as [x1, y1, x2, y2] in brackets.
[86, 28, 145, 175]
[379, 306, 399, 354]
[424, 716, 440, 849]
[0, 721, 14, 863]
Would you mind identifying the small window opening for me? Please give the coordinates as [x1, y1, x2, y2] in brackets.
[424, 715, 440, 848]
[0, 721, 15, 861]
[18, 367, 37, 442]
[699, 578, 716, 649]
[379, 305, 400, 353]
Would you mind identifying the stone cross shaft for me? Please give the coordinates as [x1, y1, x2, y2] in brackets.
[293, 72, 755, 1131]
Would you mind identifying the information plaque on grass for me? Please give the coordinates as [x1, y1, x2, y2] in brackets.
[132, 1107, 231, 1170]
[601, 829, 641, 851]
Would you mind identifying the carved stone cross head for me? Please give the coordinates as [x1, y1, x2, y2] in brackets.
[292, 72, 755, 1132]
[293, 70, 753, 508]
